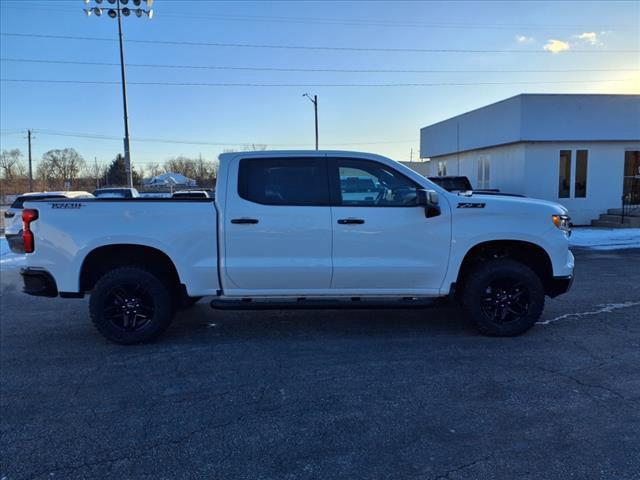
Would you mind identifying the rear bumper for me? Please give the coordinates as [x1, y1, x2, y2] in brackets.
[547, 274, 574, 298]
[20, 268, 58, 297]
[6, 232, 24, 254]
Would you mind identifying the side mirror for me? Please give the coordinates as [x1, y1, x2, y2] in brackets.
[416, 189, 441, 218]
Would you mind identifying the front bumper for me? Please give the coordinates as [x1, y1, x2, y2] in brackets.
[20, 268, 58, 297]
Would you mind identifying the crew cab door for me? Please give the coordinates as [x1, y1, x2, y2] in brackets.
[329, 157, 451, 294]
[222, 156, 333, 294]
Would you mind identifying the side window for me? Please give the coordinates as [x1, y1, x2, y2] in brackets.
[333, 159, 420, 207]
[238, 158, 329, 206]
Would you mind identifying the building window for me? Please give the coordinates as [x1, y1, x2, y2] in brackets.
[477, 157, 490, 190]
[558, 150, 571, 198]
[575, 150, 588, 198]
[437, 160, 447, 176]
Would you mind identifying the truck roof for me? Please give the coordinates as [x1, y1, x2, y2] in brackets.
[218, 150, 389, 163]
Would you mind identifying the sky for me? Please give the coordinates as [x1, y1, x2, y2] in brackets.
[0, 0, 639, 172]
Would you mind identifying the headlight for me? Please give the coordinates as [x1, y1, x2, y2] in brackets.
[552, 214, 572, 235]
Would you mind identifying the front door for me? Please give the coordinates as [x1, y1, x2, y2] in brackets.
[328, 157, 451, 295]
[223, 156, 333, 294]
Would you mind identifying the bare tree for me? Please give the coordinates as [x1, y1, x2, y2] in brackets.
[146, 161, 163, 178]
[40, 148, 86, 189]
[0, 149, 24, 180]
[164, 156, 198, 179]
[161, 156, 218, 187]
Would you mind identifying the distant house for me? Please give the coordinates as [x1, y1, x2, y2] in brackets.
[419, 94, 640, 225]
[145, 172, 197, 188]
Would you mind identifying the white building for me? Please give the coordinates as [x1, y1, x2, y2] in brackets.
[419, 94, 640, 225]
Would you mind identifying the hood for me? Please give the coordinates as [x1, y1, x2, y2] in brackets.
[452, 192, 569, 216]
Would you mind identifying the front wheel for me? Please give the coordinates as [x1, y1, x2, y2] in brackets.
[462, 259, 545, 337]
[89, 267, 176, 344]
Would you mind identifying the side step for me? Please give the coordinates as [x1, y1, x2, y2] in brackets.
[210, 296, 439, 310]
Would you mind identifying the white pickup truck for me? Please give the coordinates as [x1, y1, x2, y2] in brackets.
[11, 150, 574, 344]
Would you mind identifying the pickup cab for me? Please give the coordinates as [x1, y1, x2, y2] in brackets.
[16, 150, 574, 344]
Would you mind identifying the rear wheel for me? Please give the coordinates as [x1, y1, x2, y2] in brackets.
[89, 267, 175, 344]
[462, 259, 544, 336]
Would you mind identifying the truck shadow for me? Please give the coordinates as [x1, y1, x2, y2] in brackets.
[168, 302, 478, 343]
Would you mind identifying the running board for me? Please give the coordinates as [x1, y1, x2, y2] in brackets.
[209, 297, 439, 310]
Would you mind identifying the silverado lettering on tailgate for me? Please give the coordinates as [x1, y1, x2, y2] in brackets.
[51, 203, 83, 209]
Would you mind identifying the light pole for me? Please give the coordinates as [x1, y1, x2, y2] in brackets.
[83, 0, 154, 187]
[303, 93, 318, 150]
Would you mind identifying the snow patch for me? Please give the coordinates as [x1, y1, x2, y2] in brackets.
[570, 228, 640, 250]
[537, 301, 640, 325]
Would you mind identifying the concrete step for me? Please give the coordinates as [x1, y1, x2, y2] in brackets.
[607, 208, 640, 217]
[598, 214, 640, 226]
[590, 219, 640, 228]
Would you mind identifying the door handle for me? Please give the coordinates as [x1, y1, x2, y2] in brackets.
[337, 218, 365, 225]
[231, 218, 259, 224]
[4, 211, 15, 218]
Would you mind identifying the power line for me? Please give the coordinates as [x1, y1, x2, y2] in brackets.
[0, 3, 637, 31]
[2, 32, 637, 54]
[0, 78, 633, 88]
[2, 57, 638, 74]
[1, 128, 418, 148]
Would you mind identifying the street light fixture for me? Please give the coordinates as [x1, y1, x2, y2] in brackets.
[302, 93, 319, 151]
[83, 0, 154, 188]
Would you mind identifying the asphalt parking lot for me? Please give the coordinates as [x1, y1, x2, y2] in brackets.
[1, 248, 639, 480]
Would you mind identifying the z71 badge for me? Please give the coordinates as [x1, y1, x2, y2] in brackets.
[457, 202, 486, 209]
[51, 203, 83, 209]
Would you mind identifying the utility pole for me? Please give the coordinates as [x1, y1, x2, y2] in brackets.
[303, 93, 319, 150]
[27, 129, 33, 191]
[94, 157, 99, 189]
[114, 0, 133, 188]
[83, 0, 154, 189]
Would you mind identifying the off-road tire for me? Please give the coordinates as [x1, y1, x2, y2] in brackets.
[89, 267, 175, 344]
[462, 259, 544, 337]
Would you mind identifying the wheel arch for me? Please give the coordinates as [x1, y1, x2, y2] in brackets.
[456, 240, 555, 297]
[79, 244, 183, 294]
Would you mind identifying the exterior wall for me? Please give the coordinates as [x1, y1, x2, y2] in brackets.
[420, 94, 640, 158]
[400, 161, 430, 178]
[524, 141, 640, 225]
[423, 144, 527, 193]
[420, 95, 522, 158]
[519, 95, 640, 143]
[427, 141, 640, 225]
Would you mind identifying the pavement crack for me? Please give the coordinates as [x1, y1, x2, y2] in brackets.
[536, 366, 628, 401]
[430, 455, 493, 480]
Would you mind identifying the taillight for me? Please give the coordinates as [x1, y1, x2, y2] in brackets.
[22, 208, 39, 253]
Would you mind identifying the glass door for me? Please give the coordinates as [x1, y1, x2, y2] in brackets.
[623, 151, 640, 208]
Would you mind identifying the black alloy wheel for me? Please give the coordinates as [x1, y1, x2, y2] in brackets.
[462, 259, 545, 336]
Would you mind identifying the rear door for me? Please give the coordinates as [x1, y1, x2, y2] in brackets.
[329, 157, 451, 295]
[223, 156, 333, 294]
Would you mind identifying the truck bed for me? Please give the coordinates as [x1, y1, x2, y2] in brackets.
[22, 198, 220, 296]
